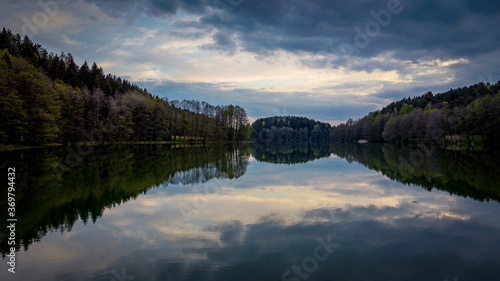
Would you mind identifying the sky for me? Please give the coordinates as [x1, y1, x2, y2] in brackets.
[1, 0, 500, 124]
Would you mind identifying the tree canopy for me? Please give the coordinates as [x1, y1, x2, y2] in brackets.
[250, 116, 332, 145]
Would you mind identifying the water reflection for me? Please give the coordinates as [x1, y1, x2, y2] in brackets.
[0, 144, 499, 281]
[0, 144, 250, 256]
[332, 144, 500, 202]
[251, 143, 331, 164]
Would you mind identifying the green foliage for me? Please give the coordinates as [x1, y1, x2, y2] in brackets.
[0, 50, 28, 143]
[399, 103, 414, 115]
[6, 55, 61, 144]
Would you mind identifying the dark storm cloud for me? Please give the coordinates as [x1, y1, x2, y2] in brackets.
[87, 0, 500, 70]
[85, 0, 211, 17]
[198, 0, 499, 60]
[199, 31, 238, 55]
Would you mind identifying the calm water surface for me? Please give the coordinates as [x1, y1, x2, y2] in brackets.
[1, 144, 500, 281]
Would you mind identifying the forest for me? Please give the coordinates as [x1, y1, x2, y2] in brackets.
[0, 28, 250, 146]
[250, 116, 332, 145]
[330, 82, 500, 148]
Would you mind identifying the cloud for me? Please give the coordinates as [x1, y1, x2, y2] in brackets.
[205, 220, 245, 246]
[199, 31, 238, 55]
[81, 0, 500, 61]
[84, 0, 211, 18]
[2, 0, 500, 124]
[111, 0, 500, 106]
[194, 0, 500, 61]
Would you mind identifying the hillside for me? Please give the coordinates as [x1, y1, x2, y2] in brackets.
[0, 28, 250, 146]
[331, 82, 500, 148]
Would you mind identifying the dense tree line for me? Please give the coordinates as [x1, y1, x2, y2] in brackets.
[331, 82, 500, 148]
[250, 116, 332, 145]
[0, 28, 250, 145]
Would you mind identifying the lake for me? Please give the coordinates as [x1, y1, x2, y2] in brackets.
[1, 144, 500, 281]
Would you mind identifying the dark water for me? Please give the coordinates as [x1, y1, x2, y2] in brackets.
[1, 144, 500, 281]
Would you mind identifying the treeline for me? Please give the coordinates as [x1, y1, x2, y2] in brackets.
[250, 116, 332, 144]
[331, 82, 500, 147]
[0, 28, 250, 145]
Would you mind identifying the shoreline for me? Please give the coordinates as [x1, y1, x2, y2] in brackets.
[0, 140, 252, 152]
